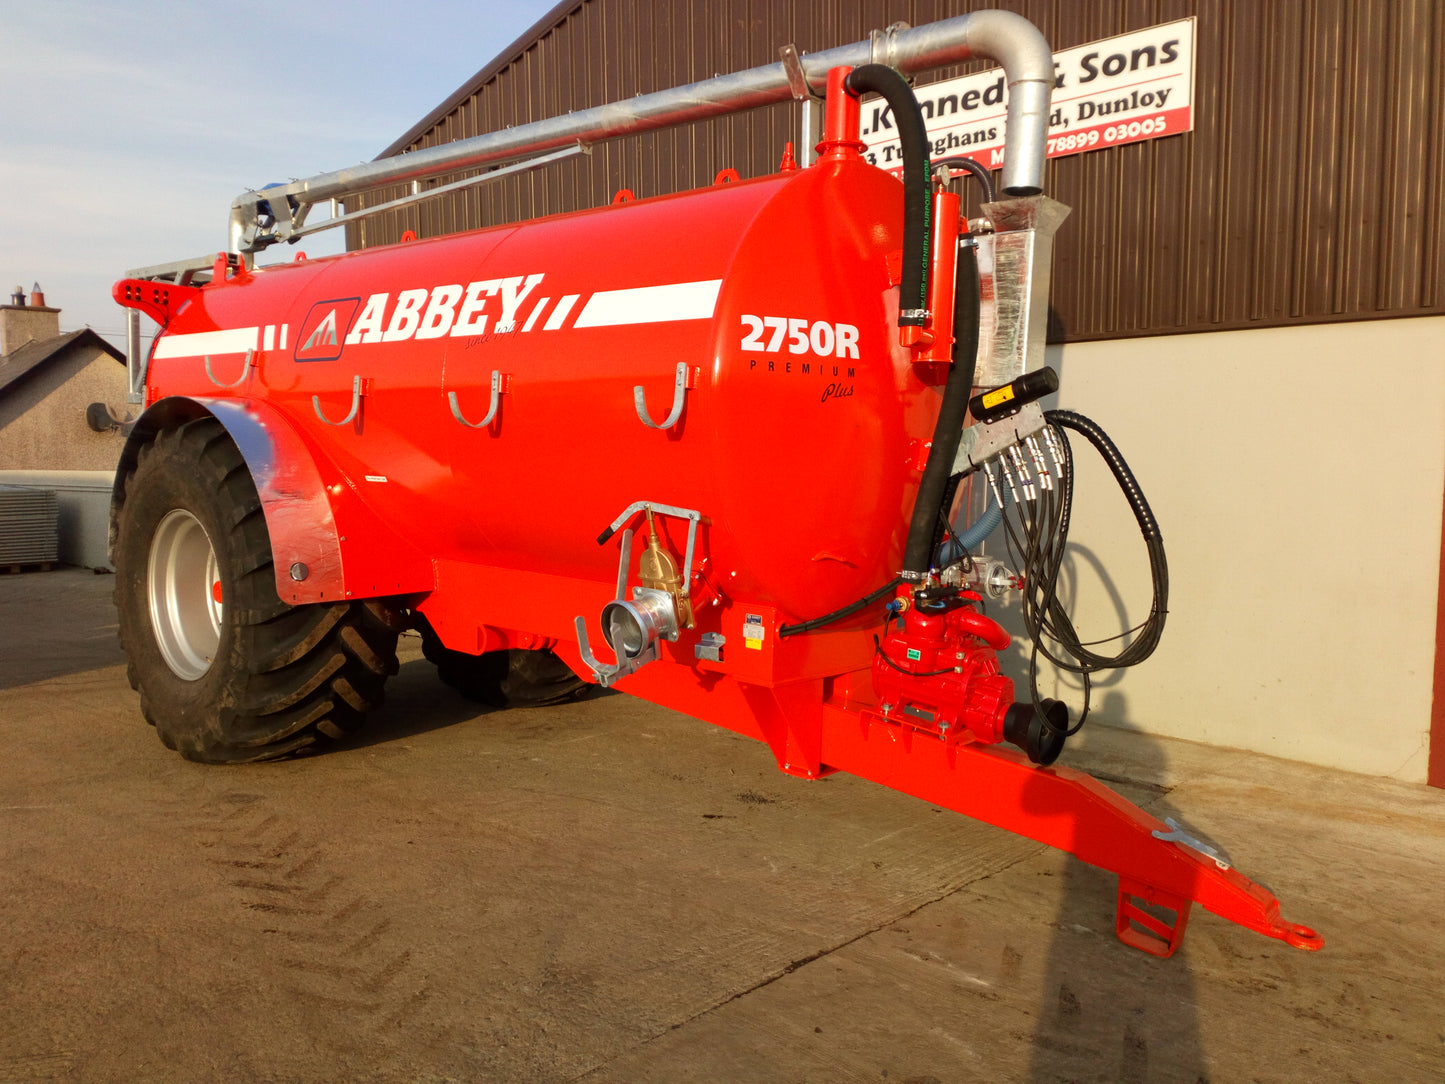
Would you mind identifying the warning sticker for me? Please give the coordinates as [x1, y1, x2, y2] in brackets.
[744, 613, 765, 650]
[981, 385, 1015, 411]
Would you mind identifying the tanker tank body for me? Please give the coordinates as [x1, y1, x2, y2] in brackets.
[119, 143, 937, 731]
[110, 17, 1323, 961]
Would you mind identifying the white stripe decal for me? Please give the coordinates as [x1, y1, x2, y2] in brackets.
[152, 327, 259, 359]
[521, 297, 550, 332]
[573, 279, 722, 328]
[544, 294, 580, 331]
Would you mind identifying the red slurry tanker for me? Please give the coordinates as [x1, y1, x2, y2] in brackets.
[112, 11, 1320, 957]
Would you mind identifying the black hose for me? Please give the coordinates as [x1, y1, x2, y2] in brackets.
[901, 244, 981, 579]
[931, 156, 996, 205]
[845, 65, 931, 326]
[778, 576, 903, 638]
[1046, 410, 1162, 542]
[999, 410, 1169, 736]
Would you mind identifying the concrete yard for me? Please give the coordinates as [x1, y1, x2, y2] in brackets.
[2, 568, 1443, 1082]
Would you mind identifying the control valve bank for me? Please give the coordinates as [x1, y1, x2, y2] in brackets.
[112, 11, 1321, 958]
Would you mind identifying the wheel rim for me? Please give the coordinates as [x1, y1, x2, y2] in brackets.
[148, 508, 222, 680]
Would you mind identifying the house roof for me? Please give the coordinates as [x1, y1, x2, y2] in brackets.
[0, 329, 125, 401]
[377, 0, 580, 159]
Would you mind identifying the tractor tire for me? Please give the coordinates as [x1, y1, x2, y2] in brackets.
[416, 617, 591, 709]
[114, 418, 402, 763]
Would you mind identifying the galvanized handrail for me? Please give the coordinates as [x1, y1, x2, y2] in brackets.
[228, 10, 1052, 254]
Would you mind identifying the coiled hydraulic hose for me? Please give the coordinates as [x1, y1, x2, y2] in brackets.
[1040, 409, 1168, 672]
[999, 409, 1169, 736]
[1047, 410, 1162, 546]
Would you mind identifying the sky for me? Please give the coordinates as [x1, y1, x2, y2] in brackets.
[0, 0, 554, 348]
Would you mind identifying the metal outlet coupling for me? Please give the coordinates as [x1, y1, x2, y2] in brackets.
[602, 589, 679, 664]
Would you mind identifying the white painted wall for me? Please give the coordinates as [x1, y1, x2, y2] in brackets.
[984, 317, 1445, 783]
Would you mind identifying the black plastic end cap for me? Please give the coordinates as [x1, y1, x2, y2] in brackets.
[1003, 698, 1069, 766]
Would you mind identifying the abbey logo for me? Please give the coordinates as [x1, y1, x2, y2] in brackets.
[289, 274, 722, 362]
[294, 298, 361, 362]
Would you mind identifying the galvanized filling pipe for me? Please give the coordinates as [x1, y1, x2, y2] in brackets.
[229, 9, 1052, 248]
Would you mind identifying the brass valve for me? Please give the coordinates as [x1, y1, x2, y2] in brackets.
[637, 506, 695, 629]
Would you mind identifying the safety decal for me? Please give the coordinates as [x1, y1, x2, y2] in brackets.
[980, 385, 1016, 411]
[744, 613, 766, 650]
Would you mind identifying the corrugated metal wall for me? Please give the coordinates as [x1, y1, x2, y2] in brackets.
[347, 0, 1445, 341]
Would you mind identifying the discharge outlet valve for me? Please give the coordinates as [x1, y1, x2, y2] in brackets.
[575, 504, 699, 687]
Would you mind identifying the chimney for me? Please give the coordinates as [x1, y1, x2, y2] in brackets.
[0, 280, 61, 356]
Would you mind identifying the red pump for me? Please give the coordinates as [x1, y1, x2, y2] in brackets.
[110, 38, 1321, 959]
[872, 593, 1020, 749]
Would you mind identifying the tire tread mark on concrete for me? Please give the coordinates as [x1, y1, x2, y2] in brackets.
[258, 926, 329, 944]
[242, 900, 323, 916]
[302, 875, 344, 903]
[0, 1051, 75, 1082]
[346, 919, 392, 955]
[330, 895, 366, 924]
[358, 950, 412, 994]
[229, 878, 302, 893]
[276, 957, 361, 980]
[284, 850, 323, 880]
[209, 857, 280, 870]
[376, 986, 434, 1031]
[195, 798, 445, 1050]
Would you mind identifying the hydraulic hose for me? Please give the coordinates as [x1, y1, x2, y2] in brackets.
[1041, 409, 1168, 674]
[845, 65, 932, 325]
[931, 155, 996, 205]
[1003, 409, 1169, 738]
[1046, 410, 1162, 543]
[778, 576, 903, 638]
[902, 243, 981, 579]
